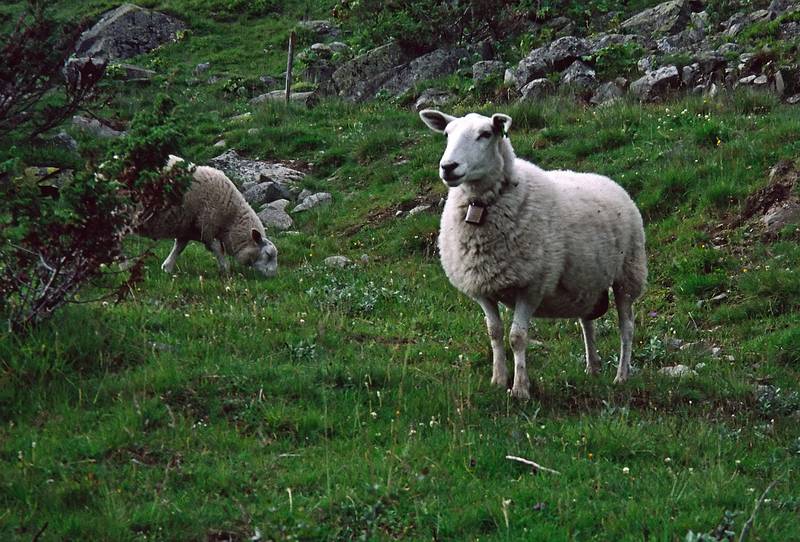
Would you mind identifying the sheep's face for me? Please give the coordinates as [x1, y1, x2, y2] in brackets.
[242, 229, 278, 278]
[419, 110, 512, 188]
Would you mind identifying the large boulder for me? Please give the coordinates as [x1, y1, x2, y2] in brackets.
[630, 65, 680, 101]
[296, 20, 340, 41]
[74, 3, 186, 61]
[379, 48, 469, 97]
[620, 0, 700, 36]
[513, 36, 591, 88]
[242, 182, 293, 208]
[207, 150, 305, 188]
[519, 78, 554, 101]
[561, 60, 597, 90]
[332, 42, 412, 101]
[414, 88, 455, 111]
[472, 60, 506, 82]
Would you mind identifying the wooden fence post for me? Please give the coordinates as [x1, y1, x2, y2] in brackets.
[285, 30, 295, 105]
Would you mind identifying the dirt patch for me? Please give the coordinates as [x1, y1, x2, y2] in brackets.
[343, 192, 442, 236]
[710, 160, 800, 245]
[740, 160, 799, 222]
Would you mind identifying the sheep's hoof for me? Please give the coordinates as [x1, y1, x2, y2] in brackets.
[491, 373, 509, 388]
[613, 374, 628, 384]
[510, 385, 530, 400]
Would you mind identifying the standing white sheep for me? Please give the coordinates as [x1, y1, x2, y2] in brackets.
[138, 156, 278, 277]
[419, 110, 647, 399]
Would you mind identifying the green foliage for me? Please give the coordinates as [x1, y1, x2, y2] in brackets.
[0, 95, 191, 332]
[585, 42, 646, 79]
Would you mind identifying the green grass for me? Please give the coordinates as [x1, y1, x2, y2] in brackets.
[2, 1, 800, 540]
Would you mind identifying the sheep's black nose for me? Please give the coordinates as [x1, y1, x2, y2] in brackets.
[441, 161, 459, 173]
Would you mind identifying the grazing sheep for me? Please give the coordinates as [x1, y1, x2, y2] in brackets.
[138, 156, 278, 277]
[419, 109, 647, 399]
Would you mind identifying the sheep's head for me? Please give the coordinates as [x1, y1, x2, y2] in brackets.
[419, 109, 512, 188]
[241, 229, 278, 278]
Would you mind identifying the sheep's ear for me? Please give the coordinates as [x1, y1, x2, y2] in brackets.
[252, 228, 265, 246]
[492, 113, 512, 138]
[419, 109, 455, 133]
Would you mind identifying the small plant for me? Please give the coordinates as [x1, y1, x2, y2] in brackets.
[584, 42, 645, 79]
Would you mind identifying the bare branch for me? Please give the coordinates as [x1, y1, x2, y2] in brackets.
[505, 455, 561, 475]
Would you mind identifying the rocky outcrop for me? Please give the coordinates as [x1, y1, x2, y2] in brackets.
[74, 3, 186, 61]
[207, 150, 305, 188]
[620, 0, 700, 36]
[332, 42, 413, 101]
[630, 65, 680, 101]
[379, 48, 469, 98]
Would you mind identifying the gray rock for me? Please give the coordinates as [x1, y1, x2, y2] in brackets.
[620, 0, 696, 36]
[213, 139, 226, 148]
[630, 65, 680, 101]
[208, 150, 305, 187]
[379, 47, 469, 98]
[414, 88, 454, 111]
[44, 131, 79, 152]
[658, 364, 697, 378]
[753, 74, 769, 86]
[519, 78, 554, 101]
[739, 74, 758, 85]
[638, 55, 657, 73]
[243, 182, 293, 207]
[682, 63, 699, 86]
[111, 63, 156, 81]
[324, 255, 352, 268]
[72, 115, 125, 138]
[297, 188, 314, 201]
[547, 36, 591, 71]
[259, 74, 279, 89]
[590, 81, 625, 105]
[788, 93, 800, 105]
[296, 20, 340, 40]
[62, 56, 107, 86]
[560, 60, 597, 90]
[472, 60, 505, 82]
[250, 90, 317, 107]
[267, 199, 291, 211]
[293, 192, 332, 212]
[586, 33, 648, 55]
[74, 3, 186, 61]
[194, 62, 210, 75]
[407, 204, 431, 216]
[229, 112, 252, 123]
[332, 42, 412, 102]
[513, 46, 550, 87]
[775, 70, 787, 96]
[763, 201, 800, 232]
[258, 206, 293, 231]
[329, 41, 351, 55]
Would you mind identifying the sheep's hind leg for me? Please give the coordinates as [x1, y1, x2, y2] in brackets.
[162, 238, 188, 273]
[580, 318, 601, 376]
[509, 298, 536, 400]
[205, 239, 230, 275]
[612, 286, 635, 384]
[476, 297, 508, 388]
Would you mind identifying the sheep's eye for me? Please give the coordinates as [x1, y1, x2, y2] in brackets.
[477, 131, 492, 140]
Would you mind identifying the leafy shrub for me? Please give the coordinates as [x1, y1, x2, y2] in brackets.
[0, 95, 192, 333]
[585, 42, 645, 79]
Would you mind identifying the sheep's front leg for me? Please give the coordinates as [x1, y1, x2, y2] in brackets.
[162, 238, 188, 273]
[476, 297, 508, 388]
[509, 298, 536, 400]
[580, 318, 601, 376]
[205, 239, 230, 275]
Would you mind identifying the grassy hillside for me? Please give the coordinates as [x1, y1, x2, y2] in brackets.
[1, 1, 800, 540]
